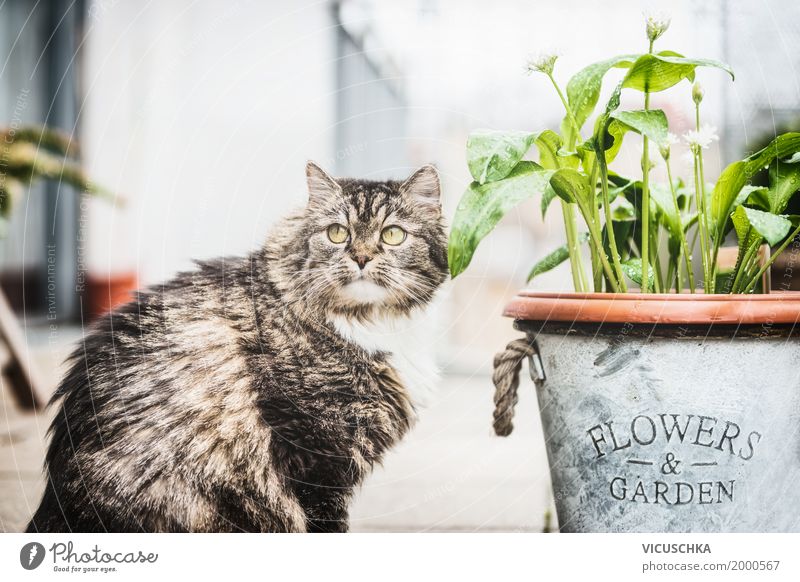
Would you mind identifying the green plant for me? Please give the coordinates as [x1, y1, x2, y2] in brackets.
[0, 125, 115, 234]
[448, 14, 800, 294]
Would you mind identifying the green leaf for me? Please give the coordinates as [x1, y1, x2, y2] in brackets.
[746, 188, 770, 212]
[603, 219, 634, 262]
[683, 212, 699, 232]
[731, 206, 764, 269]
[534, 130, 563, 170]
[612, 197, 637, 221]
[609, 109, 669, 148]
[592, 117, 629, 164]
[466, 130, 537, 184]
[742, 206, 792, 246]
[767, 160, 800, 214]
[649, 182, 681, 237]
[562, 55, 639, 143]
[731, 205, 752, 241]
[711, 133, 800, 241]
[733, 185, 768, 209]
[621, 51, 734, 93]
[527, 232, 590, 282]
[621, 257, 655, 287]
[541, 185, 558, 218]
[549, 168, 593, 207]
[448, 162, 554, 277]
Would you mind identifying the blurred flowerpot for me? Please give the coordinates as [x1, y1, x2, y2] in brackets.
[86, 272, 137, 319]
[503, 291, 800, 532]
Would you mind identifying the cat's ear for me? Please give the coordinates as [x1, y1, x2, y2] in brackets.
[306, 161, 341, 207]
[400, 164, 441, 210]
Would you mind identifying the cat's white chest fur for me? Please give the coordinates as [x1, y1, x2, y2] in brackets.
[330, 308, 440, 411]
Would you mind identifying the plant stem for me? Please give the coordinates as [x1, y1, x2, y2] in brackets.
[665, 158, 695, 292]
[588, 159, 603, 291]
[548, 73, 582, 145]
[730, 240, 760, 293]
[582, 208, 621, 293]
[652, 238, 663, 292]
[665, 255, 675, 294]
[726, 226, 751, 293]
[641, 115, 651, 292]
[639, 39, 655, 293]
[591, 202, 603, 291]
[692, 148, 711, 292]
[742, 225, 800, 293]
[561, 200, 585, 291]
[694, 103, 714, 292]
[547, 72, 588, 292]
[596, 144, 627, 291]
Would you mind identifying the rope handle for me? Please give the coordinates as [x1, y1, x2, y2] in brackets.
[492, 337, 546, 437]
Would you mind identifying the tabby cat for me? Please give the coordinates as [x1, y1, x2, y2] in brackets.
[26, 162, 448, 532]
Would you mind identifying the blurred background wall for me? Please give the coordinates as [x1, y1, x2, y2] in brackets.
[1, 0, 799, 532]
[4, 0, 800, 364]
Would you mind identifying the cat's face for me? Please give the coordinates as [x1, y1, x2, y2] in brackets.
[300, 162, 448, 317]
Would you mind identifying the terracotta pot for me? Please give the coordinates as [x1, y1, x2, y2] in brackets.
[503, 291, 800, 532]
[504, 290, 800, 325]
[86, 272, 138, 319]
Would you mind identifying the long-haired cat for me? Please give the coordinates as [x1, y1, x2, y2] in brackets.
[26, 162, 448, 532]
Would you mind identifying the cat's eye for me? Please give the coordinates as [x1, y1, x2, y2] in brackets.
[381, 226, 406, 246]
[327, 224, 349, 244]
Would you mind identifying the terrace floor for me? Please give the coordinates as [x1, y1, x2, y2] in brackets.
[1, 325, 553, 532]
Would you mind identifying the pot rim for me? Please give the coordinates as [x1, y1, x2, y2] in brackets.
[504, 290, 800, 325]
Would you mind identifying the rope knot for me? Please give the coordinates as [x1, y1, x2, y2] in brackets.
[491, 337, 542, 437]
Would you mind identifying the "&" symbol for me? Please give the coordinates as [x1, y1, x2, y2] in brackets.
[19, 542, 46, 570]
[661, 452, 682, 475]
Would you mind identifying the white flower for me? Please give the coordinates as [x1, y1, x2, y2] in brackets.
[683, 125, 719, 150]
[644, 10, 671, 43]
[667, 132, 679, 146]
[525, 53, 559, 76]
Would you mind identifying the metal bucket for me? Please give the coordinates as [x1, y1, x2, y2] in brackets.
[504, 292, 800, 533]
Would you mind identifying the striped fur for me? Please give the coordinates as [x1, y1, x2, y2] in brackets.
[26, 163, 448, 532]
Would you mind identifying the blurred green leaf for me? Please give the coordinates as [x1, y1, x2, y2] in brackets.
[612, 197, 637, 221]
[527, 232, 589, 282]
[540, 185, 558, 218]
[649, 182, 681, 238]
[448, 162, 554, 277]
[621, 257, 655, 287]
[466, 129, 537, 184]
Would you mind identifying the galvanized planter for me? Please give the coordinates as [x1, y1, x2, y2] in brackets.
[504, 292, 800, 533]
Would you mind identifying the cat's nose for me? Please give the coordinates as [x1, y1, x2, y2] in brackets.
[353, 255, 372, 270]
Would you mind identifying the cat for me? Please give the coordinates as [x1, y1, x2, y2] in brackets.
[26, 162, 448, 532]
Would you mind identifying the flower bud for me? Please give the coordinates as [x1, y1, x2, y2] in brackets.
[692, 82, 704, 105]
